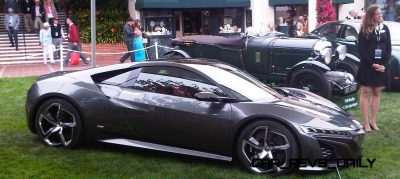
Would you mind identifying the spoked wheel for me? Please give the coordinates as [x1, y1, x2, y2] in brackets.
[35, 99, 83, 148]
[237, 120, 299, 175]
[290, 69, 332, 99]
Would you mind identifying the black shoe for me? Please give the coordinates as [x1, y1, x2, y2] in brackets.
[10, 44, 15, 47]
[119, 59, 124, 63]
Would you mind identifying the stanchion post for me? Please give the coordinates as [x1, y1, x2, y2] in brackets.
[60, 45, 64, 71]
[155, 42, 158, 59]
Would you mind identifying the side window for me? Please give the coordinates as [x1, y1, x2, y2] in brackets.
[92, 68, 142, 87]
[133, 66, 227, 98]
[319, 24, 342, 38]
[343, 25, 358, 39]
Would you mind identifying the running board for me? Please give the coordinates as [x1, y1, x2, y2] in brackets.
[100, 138, 232, 161]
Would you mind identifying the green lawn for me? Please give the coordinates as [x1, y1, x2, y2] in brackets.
[0, 77, 399, 179]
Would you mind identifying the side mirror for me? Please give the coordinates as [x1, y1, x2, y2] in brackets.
[194, 92, 237, 103]
[345, 36, 357, 42]
[194, 92, 221, 102]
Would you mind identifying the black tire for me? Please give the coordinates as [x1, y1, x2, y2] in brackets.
[335, 60, 358, 78]
[35, 98, 83, 148]
[289, 68, 332, 99]
[236, 120, 299, 176]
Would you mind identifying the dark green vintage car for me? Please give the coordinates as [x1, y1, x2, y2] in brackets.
[307, 20, 400, 91]
[167, 34, 358, 109]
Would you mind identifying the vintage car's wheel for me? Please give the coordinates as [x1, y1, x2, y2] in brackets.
[35, 98, 83, 148]
[236, 120, 299, 175]
[335, 61, 358, 78]
[290, 69, 332, 99]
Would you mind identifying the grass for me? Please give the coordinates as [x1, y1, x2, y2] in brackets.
[0, 77, 399, 178]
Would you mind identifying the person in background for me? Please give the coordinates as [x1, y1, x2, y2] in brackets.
[50, 18, 65, 59]
[132, 19, 146, 62]
[65, 10, 78, 36]
[119, 18, 135, 63]
[346, 9, 361, 20]
[33, 0, 45, 34]
[4, 0, 19, 14]
[44, 0, 58, 25]
[63, 17, 89, 66]
[20, 0, 35, 33]
[357, 5, 391, 132]
[4, 8, 20, 50]
[296, 16, 305, 37]
[40, 22, 54, 64]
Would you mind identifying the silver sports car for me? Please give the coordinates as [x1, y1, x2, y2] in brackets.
[26, 59, 365, 175]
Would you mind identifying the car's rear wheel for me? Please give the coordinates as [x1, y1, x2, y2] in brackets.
[290, 69, 332, 99]
[334, 60, 358, 78]
[35, 98, 83, 148]
[236, 120, 299, 176]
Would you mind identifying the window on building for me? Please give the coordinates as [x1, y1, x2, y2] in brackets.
[219, 8, 244, 33]
[142, 10, 173, 36]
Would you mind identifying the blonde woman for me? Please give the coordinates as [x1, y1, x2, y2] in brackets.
[357, 5, 391, 132]
[44, 0, 58, 25]
[40, 22, 54, 64]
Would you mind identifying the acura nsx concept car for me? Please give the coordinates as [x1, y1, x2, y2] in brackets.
[26, 59, 365, 175]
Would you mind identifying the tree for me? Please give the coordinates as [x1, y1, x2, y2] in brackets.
[316, 0, 337, 27]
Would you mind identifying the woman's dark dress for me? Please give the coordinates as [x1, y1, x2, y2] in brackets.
[357, 24, 392, 87]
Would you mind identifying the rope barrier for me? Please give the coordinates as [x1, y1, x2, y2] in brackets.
[2, 44, 173, 61]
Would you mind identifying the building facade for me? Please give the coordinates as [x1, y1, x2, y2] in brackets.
[128, 0, 400, 38]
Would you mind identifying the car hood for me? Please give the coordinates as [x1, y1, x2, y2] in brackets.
[272, 38, 319, 49]
[270, 87, 361, 130]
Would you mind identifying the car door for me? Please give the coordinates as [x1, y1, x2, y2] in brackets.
[337, 25, 360, 58]
[117, 66, 232, 154]
[90, 67, 143, 136]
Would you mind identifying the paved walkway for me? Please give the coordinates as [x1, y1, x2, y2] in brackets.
[0, 44, 133, 78]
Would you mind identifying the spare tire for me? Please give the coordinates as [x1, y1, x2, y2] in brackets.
[289, 69, 332, 99]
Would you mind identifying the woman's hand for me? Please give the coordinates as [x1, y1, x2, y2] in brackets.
[372, 63, 385, 72]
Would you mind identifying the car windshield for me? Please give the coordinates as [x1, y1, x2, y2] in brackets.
[186, 63, 282, 102]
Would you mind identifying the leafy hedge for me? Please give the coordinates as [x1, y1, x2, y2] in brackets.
[75, 9, 129, 44]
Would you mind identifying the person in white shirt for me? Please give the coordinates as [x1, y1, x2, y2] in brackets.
[40, 22, 55, 64]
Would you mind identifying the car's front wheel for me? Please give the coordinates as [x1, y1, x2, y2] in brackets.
[236, 120, 299, 175]
[290, 68, 332, 99]
[35, 98, 83, 148]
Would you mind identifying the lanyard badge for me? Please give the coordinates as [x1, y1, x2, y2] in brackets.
[375, 25, 382, 59]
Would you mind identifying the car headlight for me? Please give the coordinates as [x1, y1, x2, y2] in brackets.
[300, 126, 352, 136]
[320, 48, 332, 64]
[335, 45, 347, 61]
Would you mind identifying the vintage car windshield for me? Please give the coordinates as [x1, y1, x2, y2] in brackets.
[186, 64, 282, 101]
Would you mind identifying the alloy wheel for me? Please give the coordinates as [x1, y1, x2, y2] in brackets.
[37, 103, 76, 146]
[241, 125, 291, 173]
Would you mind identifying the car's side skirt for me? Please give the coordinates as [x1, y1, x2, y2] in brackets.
[100, 138, 232, 161]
